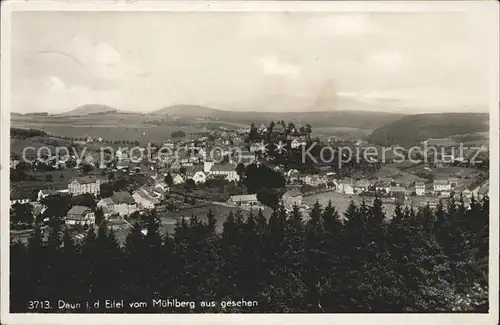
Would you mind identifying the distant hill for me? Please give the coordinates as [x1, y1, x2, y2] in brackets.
[151, 105, 404, 129]
[152, 105, 216, 117]
[58, 104, 118, 116]
[367, 113, 489, 146]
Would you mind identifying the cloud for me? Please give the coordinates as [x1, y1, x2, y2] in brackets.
[259, 56, 300, 77]
[69, 36, 147, 82]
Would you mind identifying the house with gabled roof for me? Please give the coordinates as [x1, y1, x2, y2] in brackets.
[227, 194, 259, 207]
[68, 176, 101, 196]
[66, 205, 95, 226]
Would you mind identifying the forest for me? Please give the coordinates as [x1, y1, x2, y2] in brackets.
[10, 196, 489, 313]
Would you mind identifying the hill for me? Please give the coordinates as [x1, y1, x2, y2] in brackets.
[151, 105, 403, 129]
[58, 104, 118, 116]
[152, 105, 216, 117]
[367, 113, 489, 146]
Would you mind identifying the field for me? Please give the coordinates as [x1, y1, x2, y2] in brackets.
[11, 122, 204, 145]
[374, 164, 428, 185]
[10, 169, 101, 199]
[405, 165, 483, 180]
[313, 126, 373, 140]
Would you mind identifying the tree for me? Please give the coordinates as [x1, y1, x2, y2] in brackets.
[71, 193, 97, 209]
[249, 123, 259, 141]
[95, 207, 105, 226]
[81, 163, 93, 174]
[171, 130, 186, 138]
[10, 203, 33, 228]
[235, 163, 246, 182]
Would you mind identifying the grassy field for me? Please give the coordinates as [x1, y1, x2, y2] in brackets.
[374, 164, 428, 185]
[11, 122, 206, 144]
[10, 169, 102, 199]
[405, 164, 483, 180]
[313, 126, 373, 140]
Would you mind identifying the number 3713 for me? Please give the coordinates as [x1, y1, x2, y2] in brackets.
[28, 300, 51, 310]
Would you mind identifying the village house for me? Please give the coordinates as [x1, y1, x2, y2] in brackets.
[304, 175, 326, 187]
[227, 194, 259, 207]
[98, 191, 137, 217]
[190, 170, 207, 184]
[163, 141, 176, 149]
[230, 149, 256, 166]
[337, 178, 355, 195]
[172, 173, 185, 185]
[37, 189, 57, 201]
[286, 169, 301, 183]
[10, 197, 31, 206]
[290, 138, 307, 149]
[415, 182, 426, 196]
[354, 179, 371, 193]
[133, 188, 160, 210]
[389, 186, 406, 196]
[375, 181, 391, 194]
[249, 141, 262, 153]
[66, 205, 95, 226]
[169, 160, 182, 171]
[68, 176, 101, 196]
[448, 177, 462, 189]
[477, 183, 489, 200]
[208, 163, 240, 182]
[433, 179, 451, 196]
[272, 123, 286, 134]
[282, 189, 303, 210]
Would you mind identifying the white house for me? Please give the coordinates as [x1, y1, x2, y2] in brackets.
[133, 189, 160, 210]
[415, 182, 426, 196]
[337, 179, 355, 195]
[98, 191, 137, 217]
[208, 164, 240, 182]
[173, 174, 185, 185]
[290, 138, 306, 149]
[37, 189, 57, 201]
[68, 176, 101, 196]
[433, 179, 451, 195]
[227, 194, 259, 207]
[66, 206, 95, 226]
[204, 161, 215, 173]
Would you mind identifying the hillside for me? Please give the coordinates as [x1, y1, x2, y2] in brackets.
[151, 105, 404, 129]
[367, 113, 489, 146]
[58, 104, 118, 116]
[152, 105, 216, 117]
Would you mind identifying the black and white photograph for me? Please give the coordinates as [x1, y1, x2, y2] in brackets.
[1, 1, 498, 324]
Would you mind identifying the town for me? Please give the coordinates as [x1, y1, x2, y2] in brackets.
[10, 121, 490, 245]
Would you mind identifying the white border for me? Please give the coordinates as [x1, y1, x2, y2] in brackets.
[1, 1, 498, 325]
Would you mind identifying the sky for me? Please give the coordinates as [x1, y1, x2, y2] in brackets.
[11, 10, 492, 114]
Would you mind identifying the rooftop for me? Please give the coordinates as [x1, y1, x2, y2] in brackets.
[68, 205, 91, 216]
[112, 191, 135, 205]
[210, 164, 236, 172]
[229, 194, 258, 202]
[72, 175, 99, 184]
[284, 188, 302, 198]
